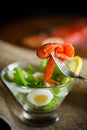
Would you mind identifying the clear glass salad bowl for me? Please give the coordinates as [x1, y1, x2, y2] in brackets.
[0, 61, 75, 127]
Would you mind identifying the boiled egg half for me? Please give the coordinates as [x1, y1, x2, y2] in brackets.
[32, 72, 44, 80]
[27, 89, 53, 106]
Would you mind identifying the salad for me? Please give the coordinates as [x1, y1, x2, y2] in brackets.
[3, 42, 82, 112]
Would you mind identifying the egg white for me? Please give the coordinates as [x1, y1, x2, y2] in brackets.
[7, 70, 14, 80]
[32, 72, 44, 79]
[27, 89, 53, 106]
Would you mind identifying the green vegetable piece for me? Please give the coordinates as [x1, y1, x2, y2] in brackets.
[26, 65, 37, 74]
[13, 67, 29, 86]
[40, 59, 48, 72]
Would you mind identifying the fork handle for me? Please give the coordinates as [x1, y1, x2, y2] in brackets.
[77, 76, 87, 83]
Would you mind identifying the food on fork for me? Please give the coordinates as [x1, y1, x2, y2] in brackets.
[37, 42, 75, 86]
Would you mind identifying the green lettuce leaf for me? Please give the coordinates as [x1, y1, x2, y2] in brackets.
[13, 67, 29, 86]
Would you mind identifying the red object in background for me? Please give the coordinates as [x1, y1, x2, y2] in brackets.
[21, 19, 87, 50]
[22, 34, 48, 49]
[50, 19, 87, 45]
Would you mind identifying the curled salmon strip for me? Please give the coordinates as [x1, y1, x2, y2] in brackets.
[37, 43, 59, 58]
[55, 43, 75, 61]
[37, 42, 75, 86]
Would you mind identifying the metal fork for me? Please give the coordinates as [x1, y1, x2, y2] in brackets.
[51, 52, 87, 83]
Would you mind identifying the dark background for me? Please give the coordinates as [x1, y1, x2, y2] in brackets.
[0, 1, 87, 24]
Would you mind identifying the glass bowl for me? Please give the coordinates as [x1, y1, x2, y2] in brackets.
[0, 61, 75, 127]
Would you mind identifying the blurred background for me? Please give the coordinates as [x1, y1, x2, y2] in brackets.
[0, 1, 87, 58]
[0, 1, 87, 24]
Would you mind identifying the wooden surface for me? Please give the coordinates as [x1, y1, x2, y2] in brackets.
[0, 16, 87, 130]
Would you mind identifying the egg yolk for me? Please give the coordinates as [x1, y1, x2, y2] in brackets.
[34, 95, 48, 103]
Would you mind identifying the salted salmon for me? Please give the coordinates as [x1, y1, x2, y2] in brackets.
[37, 42, 75, 85]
